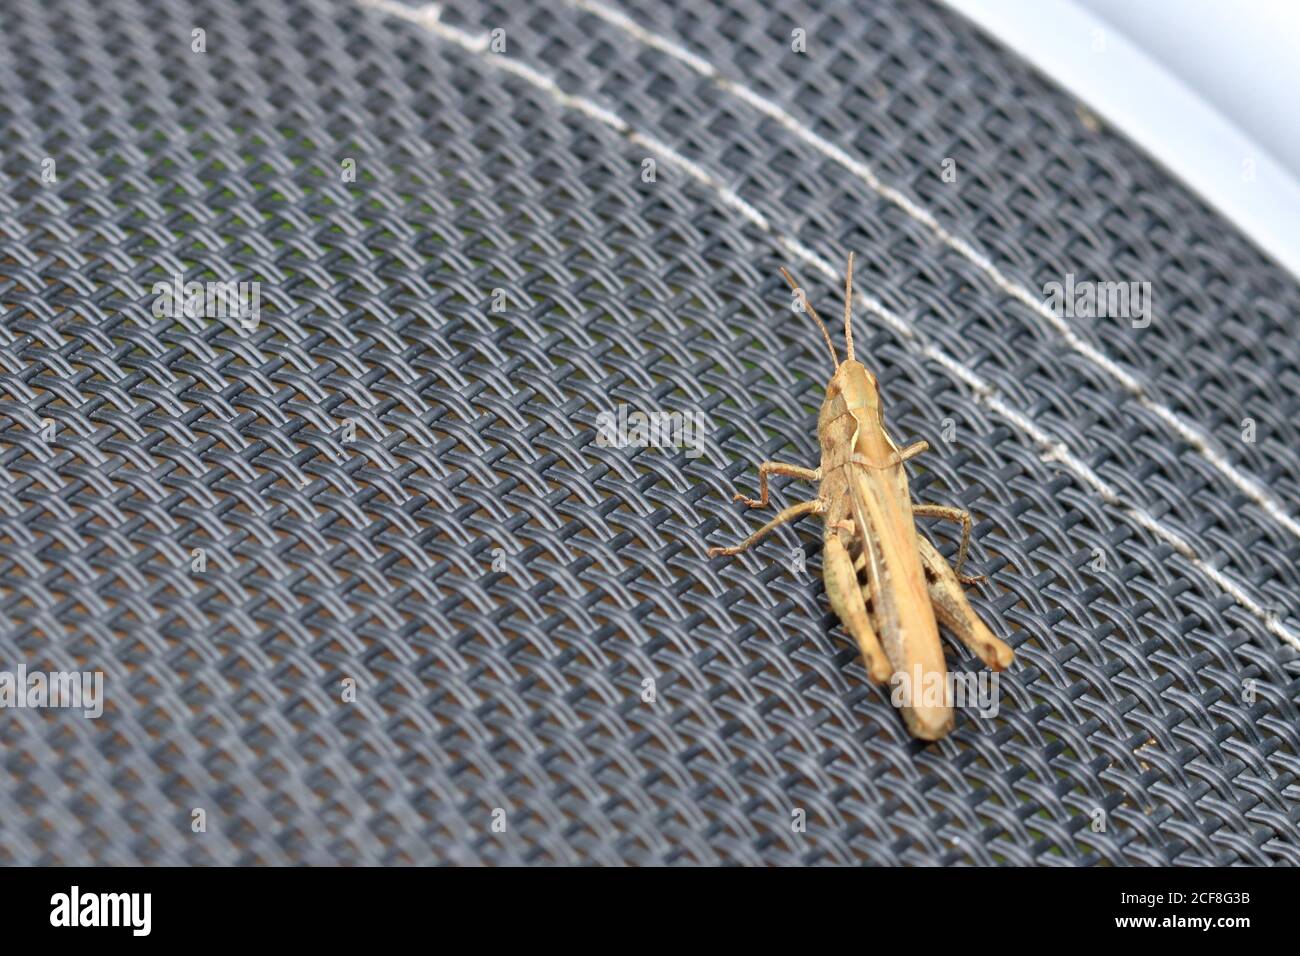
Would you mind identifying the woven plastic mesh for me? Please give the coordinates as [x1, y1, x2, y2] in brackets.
[2, 0, 1299, 865]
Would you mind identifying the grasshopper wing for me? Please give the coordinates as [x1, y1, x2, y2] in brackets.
[846, 454, 954, 741]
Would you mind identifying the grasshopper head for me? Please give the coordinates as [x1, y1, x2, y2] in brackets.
[826, 359, 879, 412]
[818, 359, 880, 451]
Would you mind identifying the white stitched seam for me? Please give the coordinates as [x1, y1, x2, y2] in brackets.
[359, 0, 1300, 651]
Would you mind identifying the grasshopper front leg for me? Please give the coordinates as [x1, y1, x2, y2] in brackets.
[732, 462, 821, 509]
[894, 440, 928, 464]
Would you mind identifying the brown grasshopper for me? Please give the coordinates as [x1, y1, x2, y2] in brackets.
[708, 254, 1013, 740]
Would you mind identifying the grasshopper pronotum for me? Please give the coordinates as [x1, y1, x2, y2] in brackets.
[708, 254, 1014, 740]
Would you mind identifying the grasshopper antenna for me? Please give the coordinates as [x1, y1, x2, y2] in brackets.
[843, 252, 855, 363]
[780, 266, 839, 370]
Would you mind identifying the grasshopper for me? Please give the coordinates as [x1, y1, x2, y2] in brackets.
[708, 254, 1013, 740]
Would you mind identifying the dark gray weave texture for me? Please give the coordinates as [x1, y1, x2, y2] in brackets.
[1, 0, 1299, 865]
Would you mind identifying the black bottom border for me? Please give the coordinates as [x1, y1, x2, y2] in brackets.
[0, 865, 1273, 942]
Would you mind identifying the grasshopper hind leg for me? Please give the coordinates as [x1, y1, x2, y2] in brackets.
[822, 534, 892, 683]
[916, 536, 1013, 670]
